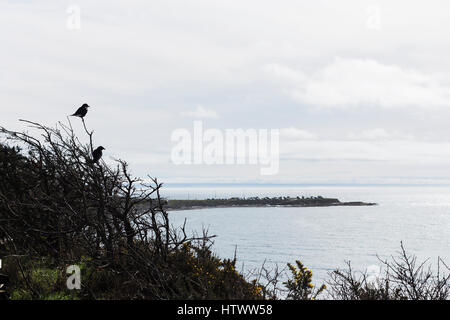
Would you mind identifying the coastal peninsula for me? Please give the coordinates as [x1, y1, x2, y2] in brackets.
[165, 196, 377, 211]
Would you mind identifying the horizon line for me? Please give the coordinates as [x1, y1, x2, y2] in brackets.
[162, 182, 450, 188]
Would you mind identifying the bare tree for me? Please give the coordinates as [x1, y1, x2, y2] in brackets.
[0, 118, 215, 299]
[326, 242, 450, 300]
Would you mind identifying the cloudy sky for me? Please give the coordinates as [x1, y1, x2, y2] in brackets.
[2, 0, 450, 184]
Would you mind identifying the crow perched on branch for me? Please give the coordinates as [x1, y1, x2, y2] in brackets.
[92, 146, 105, 163]
[71, 103, 90, 118]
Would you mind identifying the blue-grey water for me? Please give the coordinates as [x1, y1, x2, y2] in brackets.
[163, 185, 450, 285]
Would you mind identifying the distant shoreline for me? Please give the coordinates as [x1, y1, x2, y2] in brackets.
[165, 197, 377, 211]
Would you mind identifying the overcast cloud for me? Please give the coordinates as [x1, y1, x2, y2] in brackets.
[2, 0, 450, 184]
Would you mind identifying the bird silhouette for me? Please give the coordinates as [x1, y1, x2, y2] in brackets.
[92, 146, 105, 163]
[71, 103, 90, 118]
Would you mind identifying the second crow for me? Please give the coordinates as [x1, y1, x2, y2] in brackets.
[92, 146, 105, 163]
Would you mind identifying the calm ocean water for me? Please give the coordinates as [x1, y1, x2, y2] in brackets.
[163, 185, 450, 285]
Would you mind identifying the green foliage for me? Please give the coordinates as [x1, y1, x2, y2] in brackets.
[284, 260, 326, 300]
[3, 257, 79, 300]
[165, 242, 263, 299]
[2, 246, 263, 300]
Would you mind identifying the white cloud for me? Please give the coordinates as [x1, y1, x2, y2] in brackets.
[280, 127, 317, 140]
[281, 139, 450, 164]
[263, 64, 307, 84]
[4, 1, 450, 183]
[348, 128, 414, 141]
[181, 105, 220, 119]
[266, 58, 450, 109]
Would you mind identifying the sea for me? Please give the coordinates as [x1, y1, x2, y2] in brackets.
[162, 184, 450, 286]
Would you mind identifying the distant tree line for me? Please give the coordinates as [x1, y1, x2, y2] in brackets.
[164, 196, 368, 211]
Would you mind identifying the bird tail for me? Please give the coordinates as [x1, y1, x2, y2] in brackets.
[86, 157, 99, 165]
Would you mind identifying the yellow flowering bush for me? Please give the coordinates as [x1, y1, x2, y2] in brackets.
[284, 260, 326, 300]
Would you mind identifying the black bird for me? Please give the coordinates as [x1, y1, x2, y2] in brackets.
[71, 103, 90, 118]
[92, 146, 105, 163]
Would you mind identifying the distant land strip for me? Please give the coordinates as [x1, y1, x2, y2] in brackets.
[164, 196, 377, 211]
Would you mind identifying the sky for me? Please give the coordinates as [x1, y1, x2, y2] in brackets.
[2, 0, 450, 184]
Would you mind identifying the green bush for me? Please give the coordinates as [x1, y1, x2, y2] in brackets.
[3, 257, 79, 300]
[284, 260, 326, 300]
